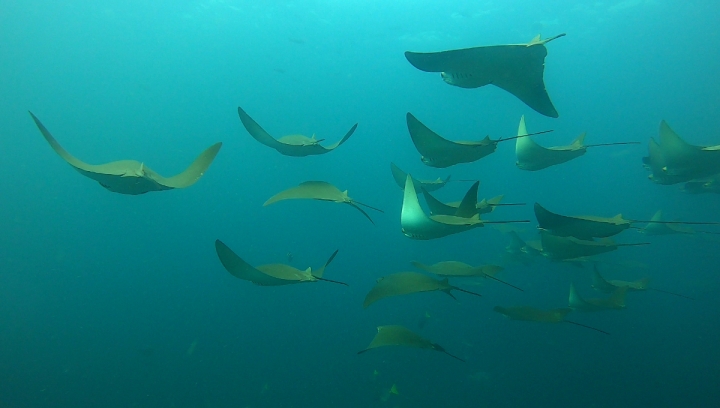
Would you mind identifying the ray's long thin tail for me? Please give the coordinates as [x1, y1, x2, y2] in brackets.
[442, 350, 466, 362]
[497, 130, 553, 143]
[564, 320, 610, 335]
[648, 288, 694, 300]
[584, 141, 641, 148]
[317, 277, 349, 286]
[483, 274, 524, 292]
[453, 287, 482, 297]
[354, 200, 384, 213]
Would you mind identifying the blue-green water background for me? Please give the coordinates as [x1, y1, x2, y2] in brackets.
[1, 1, 719, 407]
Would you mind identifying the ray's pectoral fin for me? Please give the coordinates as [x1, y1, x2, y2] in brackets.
[155, 142, 222, 189]
[323, 123, 358, 150]
[237, 106, 285, 150]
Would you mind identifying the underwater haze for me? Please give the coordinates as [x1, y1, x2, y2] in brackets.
[2, 0, 720, 407]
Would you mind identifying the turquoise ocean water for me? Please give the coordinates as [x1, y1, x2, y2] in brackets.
[1, 1, 719, 407]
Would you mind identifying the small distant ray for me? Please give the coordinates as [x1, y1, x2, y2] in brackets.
[214, 240, 346, 286]
[569, 283, 626, 312]
[515, 115, 639, 171]
[29, 112, 221, 195]
[363, 271, 481, 308]
[357, 325, 465, 361]
[264, 181, 383, 224]
[237, 106, 357, 157]
[404, 34, 566, 118]
[592, 264, 693, 299]
[405, 112, 552, 168]
[539, 230, 649, 261]
[410, 260, 522, 291]
[401, 175, 528, 240]
[493, 305, 609, 334]
[390, 162, 452, 192]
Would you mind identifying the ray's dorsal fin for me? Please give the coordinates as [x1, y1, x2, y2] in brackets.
[455, 181, 480, 218]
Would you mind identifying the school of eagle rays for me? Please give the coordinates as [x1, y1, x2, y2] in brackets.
[29, 34, 718, 360]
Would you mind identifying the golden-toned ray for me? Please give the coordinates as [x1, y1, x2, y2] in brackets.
[592, 264, 693, 299]
[390, 162, 451, 192]
[410, 261, 522, 291]
[643, 120, 720, 185]
[493, 305, 609, 334]
[214, 240, 346, 286]
[539, 230, 648, 261]
[357, 325, 464, 361]
[237, 106, 356, 157]
[404, 34, 565, 118]
[569, 283, 626, 312]
[535, 203, 717, 240]
[29, 112, 221, 195]
[363, 271, 481, 308]
[515, 116, 639, 171]
[264, 181, 383, 224]
[406, 112, 551, 168]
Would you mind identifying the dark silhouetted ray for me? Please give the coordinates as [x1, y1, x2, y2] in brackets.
[405, 34, 565, 117]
